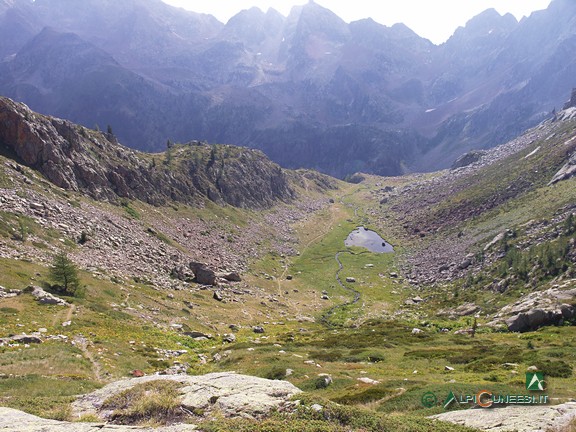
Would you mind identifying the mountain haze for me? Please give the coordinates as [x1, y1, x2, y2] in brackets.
[0, 0, 575, 176]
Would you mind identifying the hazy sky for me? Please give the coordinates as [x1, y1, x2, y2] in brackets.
[162, 0, 552, 44]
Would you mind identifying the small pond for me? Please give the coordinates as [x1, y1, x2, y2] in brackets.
[345, 227, 394, 253]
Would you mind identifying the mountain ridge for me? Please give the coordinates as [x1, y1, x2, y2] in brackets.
[0, 0, 575, 177]
[0, 96, 308, 209]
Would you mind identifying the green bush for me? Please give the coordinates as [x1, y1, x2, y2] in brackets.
[344, 350, 385, 363]
[263, 365, 288, 381]
[535, 360, 573, 378]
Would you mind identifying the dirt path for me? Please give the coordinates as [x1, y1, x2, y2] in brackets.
[51, 304, 75, 327]
[74, 335, 104, 382]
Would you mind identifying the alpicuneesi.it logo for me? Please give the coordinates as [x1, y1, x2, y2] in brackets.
[421, 372, 549, 409]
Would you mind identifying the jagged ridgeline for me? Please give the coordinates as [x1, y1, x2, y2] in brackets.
[0, 97, 334, 208]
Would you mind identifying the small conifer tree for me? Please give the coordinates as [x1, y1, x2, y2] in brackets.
[49, 252, 80, 296]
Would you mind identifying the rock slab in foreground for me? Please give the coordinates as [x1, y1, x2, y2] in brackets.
[73, 372, 301, 420]
[432, 402, 576, 432]
[0, 407, 197, 431]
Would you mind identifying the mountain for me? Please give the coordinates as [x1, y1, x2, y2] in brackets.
[0, 96, 304, 208]
[0, 0, 575, 177]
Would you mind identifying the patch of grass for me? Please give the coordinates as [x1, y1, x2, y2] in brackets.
[0, 375, 100, 420]
[344, 349, 386, 363]
[332, 385, 397, 405]
[121, 201, 141, 220]
[101, 380, 185, 425]
[377, 383, 522, 414]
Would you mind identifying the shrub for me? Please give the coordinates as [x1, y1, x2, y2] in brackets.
[535, 360, 573, 378]
[263, 365, 288, 380]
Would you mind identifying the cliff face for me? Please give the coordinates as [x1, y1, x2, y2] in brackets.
[0, 96, 295, 209]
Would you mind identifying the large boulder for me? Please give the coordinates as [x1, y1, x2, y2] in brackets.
[72, 372, 301, 421]
[24, 286, 69, 306]
[432, 401, 576, 432]
[451, 150, 487, 170]
[490, 286, 576, 332]
[189, 262, 217, 286]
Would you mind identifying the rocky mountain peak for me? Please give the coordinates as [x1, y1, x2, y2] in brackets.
[448, 8, 517, 43]
[221, 6, 285, 47]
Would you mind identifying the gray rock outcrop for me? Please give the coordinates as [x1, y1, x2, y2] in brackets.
[488, 285, 576, 332]
[72, 372, 301, 421]
[24, 286, 69, 306]
[0, 407, 197, 431]
[432, 401, 576, 432]
[549, 151, 576, 185]
[0, 285, 21, 299]
[451, 150, 487, 170]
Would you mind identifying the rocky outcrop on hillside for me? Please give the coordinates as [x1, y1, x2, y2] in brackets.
[488, 284, 576, 332]
[0, 97, 294, 209]
[549, 150, 576, 185]
[72, 372, 301, 421]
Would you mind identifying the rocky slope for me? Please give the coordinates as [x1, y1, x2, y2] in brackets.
[0, 96, 295, 209]
[1, 0, 575, 176]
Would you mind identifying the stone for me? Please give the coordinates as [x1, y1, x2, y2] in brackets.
[213, 291, 223, 301]
[72, 372, 301, 421]
[183, 331, 213, 340]
[549, 151, 576, 185]
[25, 286, 68, 306]
[316, 375, 332, 388]
[345, 277, 356, 283]
[222, 334, 236, 343]
[9, 334, 42, 344]
[411, 328, 423, 335]
[444, 366, 455, 371]
[222, 272, 241, 282]
[189, 262, 217, 286]
[252, 326, 265, 334]
[432, 402, 576, 432]
[171, 265, 194, 282]
[357, 377, 380, 385]
[451, 150, 487, 169]
[0, 285, 22, 299]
